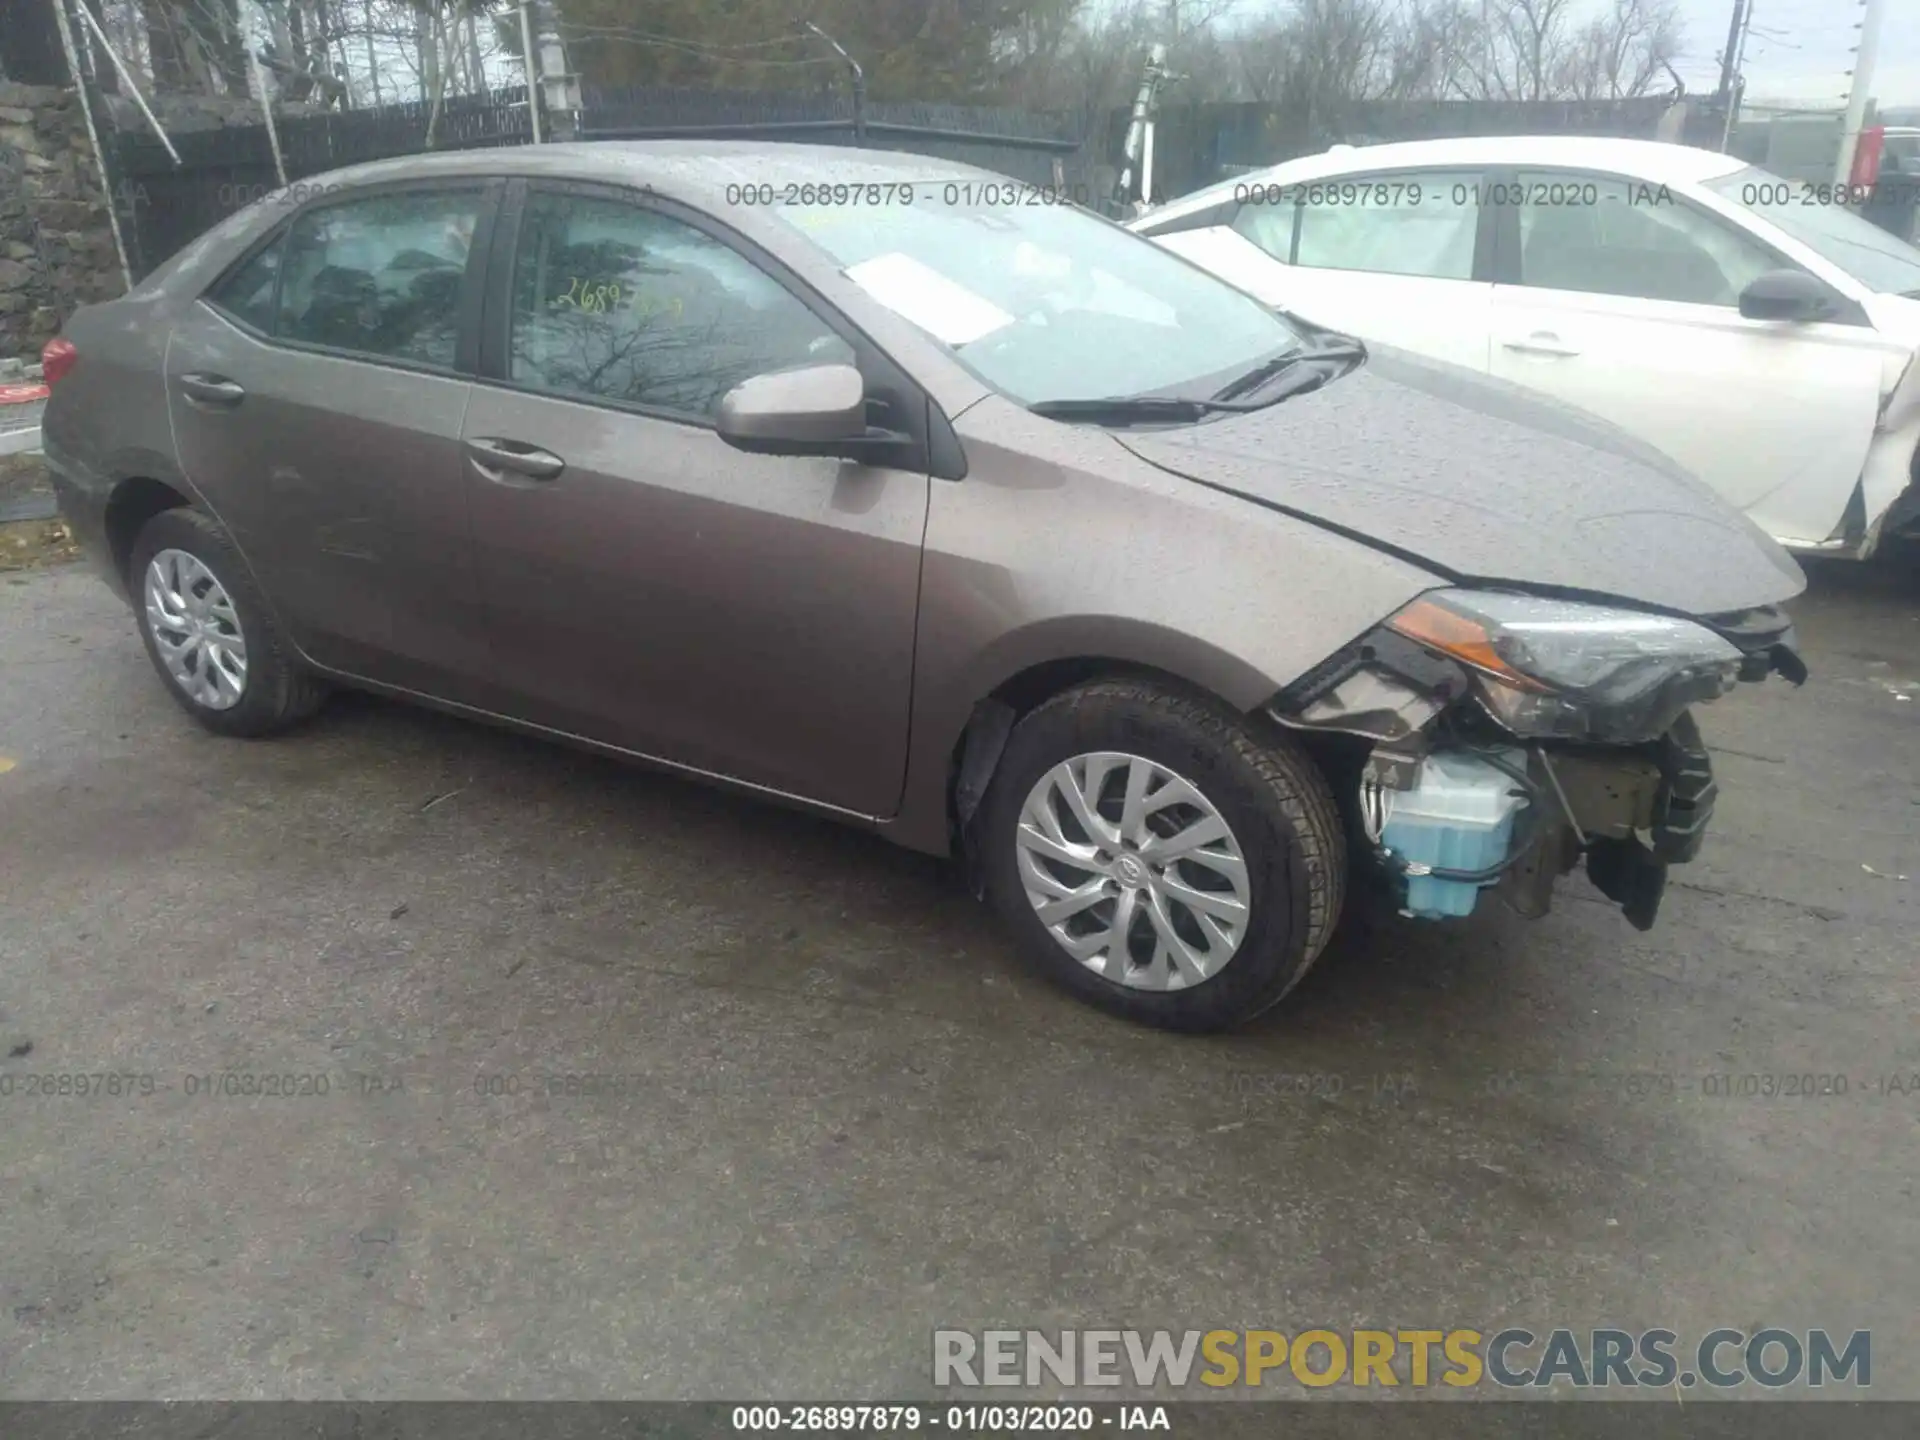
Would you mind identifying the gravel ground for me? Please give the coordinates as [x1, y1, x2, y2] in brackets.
[0, 554, 1915, 1404]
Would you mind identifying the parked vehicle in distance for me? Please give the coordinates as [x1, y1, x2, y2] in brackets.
[1130, 135, 1920, 558]
[44, 143, 1808, 1031]
[1879, 127, 1920, 178]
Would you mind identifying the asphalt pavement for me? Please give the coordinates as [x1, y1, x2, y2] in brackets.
[0, 555, 1915, 1400]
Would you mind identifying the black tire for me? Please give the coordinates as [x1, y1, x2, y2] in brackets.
[979, 679, 1347, 1033]
[128, 506, 327, 737]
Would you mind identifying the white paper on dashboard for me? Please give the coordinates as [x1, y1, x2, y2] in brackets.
[844, 253, 1015, 347]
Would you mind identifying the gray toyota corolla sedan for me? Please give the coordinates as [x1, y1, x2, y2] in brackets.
[41, 142, 1809, 1031]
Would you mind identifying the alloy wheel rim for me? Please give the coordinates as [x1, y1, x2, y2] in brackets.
[1014, 751, 1252, 991]
[144, 548, 248, 711]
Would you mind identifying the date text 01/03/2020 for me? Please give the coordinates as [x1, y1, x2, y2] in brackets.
[1230, 180, 1680, 208]
[729, 1406, 1171, 1432]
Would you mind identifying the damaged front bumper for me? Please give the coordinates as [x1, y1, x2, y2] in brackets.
[1269, 599, 1805, 931]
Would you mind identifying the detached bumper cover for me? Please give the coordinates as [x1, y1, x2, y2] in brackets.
[1651, 712, 1715, 865]
[1585, 712, 1717, 930]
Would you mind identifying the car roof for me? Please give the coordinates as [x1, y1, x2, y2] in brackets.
[1136, 135, 1750, 226]
[276, 139, 995, 207]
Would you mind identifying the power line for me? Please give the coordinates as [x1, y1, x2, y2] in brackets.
[553, 20, 932, 75]
[558, 30, 838, 70]
[554, 22, 818, 53]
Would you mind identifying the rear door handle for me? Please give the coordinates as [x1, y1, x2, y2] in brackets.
[179, 372, 246, 406]
[465, 437, 566, 483]
[1500, 333, 1582, 358]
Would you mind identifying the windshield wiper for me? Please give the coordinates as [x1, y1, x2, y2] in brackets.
[1030, 336, 1372, 427]
[1210, 337, 1368, 403]
[1027, 395, 1251, 426]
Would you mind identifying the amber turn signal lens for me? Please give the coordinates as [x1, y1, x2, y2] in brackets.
[1387, 596, 1551, 692]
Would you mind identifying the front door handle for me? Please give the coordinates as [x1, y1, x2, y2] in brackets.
[1500, 332, 1582, 358]
[179, 372, 246, 406]
[466, 437, 566, 483]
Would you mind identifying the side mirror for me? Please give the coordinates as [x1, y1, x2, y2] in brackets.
[1738, 269, 1837, 323]
[716, 363, 872, 457]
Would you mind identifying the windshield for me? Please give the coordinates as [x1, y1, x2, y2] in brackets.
[774, 191, 1302, 405]
[1705, 164, 1920, 294]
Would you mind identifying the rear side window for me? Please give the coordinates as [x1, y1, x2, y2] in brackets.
[208, 234, 284, 332]
[273, 189, 483, 367]
[1235, 172, 1482, 281]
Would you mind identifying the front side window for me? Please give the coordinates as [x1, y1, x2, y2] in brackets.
[1515, 171, 1779, 307]
[1237, 172, 1481, 281]
[275, 188, 482, 367]
[1704, 163, 1920, 296]
[508, 192, 853, 418]
[776, 193, 1301, 405]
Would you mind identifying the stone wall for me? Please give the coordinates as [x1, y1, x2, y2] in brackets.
[0, 82, 126, 359]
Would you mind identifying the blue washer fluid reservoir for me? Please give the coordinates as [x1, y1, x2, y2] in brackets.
[1377, 748, 1530, 919]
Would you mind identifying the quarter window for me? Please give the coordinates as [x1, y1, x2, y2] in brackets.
[208, 234, 284, 332]
[508, 192, 853, 418]
[274, 189, 482, 367]
[1513, 170, 1780, 306]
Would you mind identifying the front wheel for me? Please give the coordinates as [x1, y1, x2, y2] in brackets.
[979, 680, 1346, 1032]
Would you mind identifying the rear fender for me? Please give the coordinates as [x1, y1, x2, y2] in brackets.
[1857, 409, 1920, 557]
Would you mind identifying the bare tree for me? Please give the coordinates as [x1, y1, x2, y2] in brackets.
[1552, 0, 1681, 99]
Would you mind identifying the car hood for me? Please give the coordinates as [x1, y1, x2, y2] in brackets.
[1114, 345, 1807, 618]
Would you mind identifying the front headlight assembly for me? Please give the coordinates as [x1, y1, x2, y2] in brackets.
[1384, 589, 1744, 744]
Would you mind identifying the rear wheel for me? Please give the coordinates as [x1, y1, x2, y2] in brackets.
[979, 679, 1346, 1032]
[130, 507, 326, 737]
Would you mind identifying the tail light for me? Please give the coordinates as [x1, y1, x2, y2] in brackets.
[1850, 125, 1886, 192]
[41, 336, 77, 388]
[40, 336, 77, 385]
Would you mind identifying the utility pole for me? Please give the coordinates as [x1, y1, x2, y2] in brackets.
[1715, 0, 1746, 105]
[801, 22, 864, 143]
[517, 0, 542, 141]
[532, 0, 580, 141]
[359, 0, 381, 106]
[1836, 0, 1888, 186]
[1719, 1, 1752, 153]
[1113, 43, 1168, 217]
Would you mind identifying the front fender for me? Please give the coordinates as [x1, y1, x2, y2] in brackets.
[878, 396, 1441, 854]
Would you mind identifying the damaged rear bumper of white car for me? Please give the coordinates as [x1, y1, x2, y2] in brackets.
[1267, 590, 1807, 933]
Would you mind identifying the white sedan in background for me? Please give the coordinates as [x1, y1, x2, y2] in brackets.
[1130, 135, 1920, 556]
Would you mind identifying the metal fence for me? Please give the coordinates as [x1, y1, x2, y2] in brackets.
[109, 83, 1092, 279]
[108, 83, 1711, 280]
[112, 87, 536, 275]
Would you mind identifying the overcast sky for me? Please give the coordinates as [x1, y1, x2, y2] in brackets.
[1666, 0, 1912, 106]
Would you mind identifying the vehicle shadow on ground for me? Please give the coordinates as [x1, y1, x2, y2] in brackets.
[305, 683, 1540, 1058]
